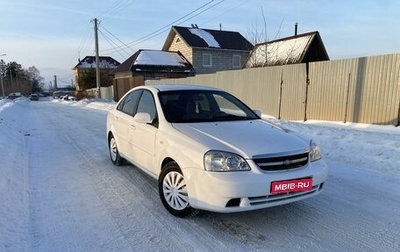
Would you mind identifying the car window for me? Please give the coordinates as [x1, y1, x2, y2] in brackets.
[213, 94, 247, 117]
[136, 90, 157, 123]
[159, 90, 259, 123]
[117, 90, 142, 116]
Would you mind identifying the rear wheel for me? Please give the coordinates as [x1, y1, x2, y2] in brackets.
[158, 162, 199, 218]
[108, 134, 123, 166]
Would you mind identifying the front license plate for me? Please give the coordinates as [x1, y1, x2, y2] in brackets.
[271, 178, 313, 194]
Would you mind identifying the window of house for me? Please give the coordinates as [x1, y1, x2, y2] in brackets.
[203, 53, 212, 67]
[232, 55, 241, 68]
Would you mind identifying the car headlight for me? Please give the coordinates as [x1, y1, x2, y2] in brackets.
[204, 151, 250, 172]
[310, 140, 322, 162]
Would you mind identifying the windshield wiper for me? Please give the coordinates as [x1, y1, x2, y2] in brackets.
[212, 114, 250, 121]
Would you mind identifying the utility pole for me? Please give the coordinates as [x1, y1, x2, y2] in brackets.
[54, 75, 58, 90]
[94, 18, 101, 99]
[0, 69, 4, 98]
[0, 54, 5, 98]
[9, 68, 13, 89]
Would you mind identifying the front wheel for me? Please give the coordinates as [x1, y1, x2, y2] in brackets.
[158, 162, 199, 218]
[108, 134, 124, 166]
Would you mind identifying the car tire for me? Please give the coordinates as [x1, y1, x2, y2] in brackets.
[158, 162, 199, 218]
[108, 134, 123, 166]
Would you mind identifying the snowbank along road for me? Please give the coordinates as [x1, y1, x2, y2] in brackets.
[1, 98, 399, 252]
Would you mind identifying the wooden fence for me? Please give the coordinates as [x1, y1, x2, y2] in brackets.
[147, 53, 400, 126]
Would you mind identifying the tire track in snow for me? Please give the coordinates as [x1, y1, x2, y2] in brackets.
[26, 101, 133, 252]
[60, 108, 233, 251]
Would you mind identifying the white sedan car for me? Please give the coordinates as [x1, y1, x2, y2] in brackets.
[106, 84, 328, 217]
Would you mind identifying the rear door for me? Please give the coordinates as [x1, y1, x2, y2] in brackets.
[113, 90, 142, 156]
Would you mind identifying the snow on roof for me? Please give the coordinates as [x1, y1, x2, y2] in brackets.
[189, 28, 221, 48]
[77, 56, 120, 69]
[247, 34, 313, 66]
[134, 50, 188, 66]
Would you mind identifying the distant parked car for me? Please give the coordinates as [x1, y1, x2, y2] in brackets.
[61, 95, 76, 101]
[30, 94, 39, 101]
[106, 84, 329, 217]
[8, 92, 22, 100]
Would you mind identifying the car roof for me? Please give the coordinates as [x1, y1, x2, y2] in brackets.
[146, 84, 221, 92]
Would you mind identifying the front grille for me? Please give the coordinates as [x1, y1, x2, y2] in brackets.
[223, 184, 323, 208]
[254, 152, 309, 171]
[248, 184, 320, 206]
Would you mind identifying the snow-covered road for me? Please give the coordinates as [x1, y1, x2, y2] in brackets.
[1, 98, 400, 251]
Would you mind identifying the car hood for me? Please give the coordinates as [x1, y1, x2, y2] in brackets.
[172, 120, 309, 159]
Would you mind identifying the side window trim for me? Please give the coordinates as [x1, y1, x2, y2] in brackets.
[117, 89, 143, 116]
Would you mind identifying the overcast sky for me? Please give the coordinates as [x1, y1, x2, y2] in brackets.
[1, 0, 399, 87]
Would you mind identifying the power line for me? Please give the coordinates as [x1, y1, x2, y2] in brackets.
[99, 0, 136, 22]
[101, 0, 224, 54]
[202, 0, 251, 27]
[98, 24, 132, 56]
[77, 20, 94, 58]
[98, 27, 130, 59]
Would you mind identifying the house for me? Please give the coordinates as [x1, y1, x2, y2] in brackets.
[244, 31, 329, 68]
[73, 56, 120, 90]
[111, 49, 195, 100]
[162, 26, 253, 74]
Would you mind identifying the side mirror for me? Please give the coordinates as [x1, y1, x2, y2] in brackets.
[133, 112, 152, 124]
[253, 109, 262, 117]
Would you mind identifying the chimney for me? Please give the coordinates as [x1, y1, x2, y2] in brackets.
[295, 23, 298, 36]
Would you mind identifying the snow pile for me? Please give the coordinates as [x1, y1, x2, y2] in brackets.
[0, 99, 30, 251]
[51, 97, 116, 111]
[85, 100, 116, 111]
[0, 100, 13, 112]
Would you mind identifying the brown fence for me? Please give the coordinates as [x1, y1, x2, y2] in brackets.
[308, 54, 400, 125]
[113, 76, 145, 101]
[147, 53, 400, 126]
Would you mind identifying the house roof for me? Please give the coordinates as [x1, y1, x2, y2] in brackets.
[244, 31, 329, 67]
[112, 49, 194, 74]
[73, 56, 120, 69]
[162, 26, 253, 51]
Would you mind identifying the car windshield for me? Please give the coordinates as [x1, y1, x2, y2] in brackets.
[159, 90, 260, 123]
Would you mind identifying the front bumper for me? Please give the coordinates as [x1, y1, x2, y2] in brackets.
[183, 159, 328, 213]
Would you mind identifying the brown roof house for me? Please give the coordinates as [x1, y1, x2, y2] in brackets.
[244, 31, 329, 68]
[73, 56, 120, 90]
[162, 25, 253, 74]
[111, 49, 195, 100]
